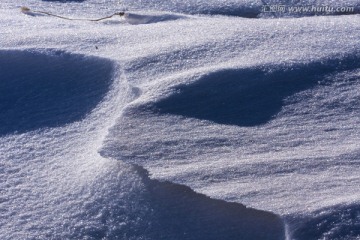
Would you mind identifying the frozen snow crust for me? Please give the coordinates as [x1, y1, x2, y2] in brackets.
[1, 0, 359, 239]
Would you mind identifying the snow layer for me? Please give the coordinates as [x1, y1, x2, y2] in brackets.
[1, 0, 359, 239]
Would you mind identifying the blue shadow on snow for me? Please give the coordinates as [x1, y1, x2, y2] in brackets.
[152, 56, 360, 127]
[128, 165, 286, 240]
[0, 50, 114, 136]
[288, 203, 360, 240]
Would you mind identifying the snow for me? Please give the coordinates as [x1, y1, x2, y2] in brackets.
[0, 0, 359, 239]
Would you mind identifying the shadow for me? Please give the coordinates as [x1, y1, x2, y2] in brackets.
[63, 161, 284, 239]
[0, 50, 114, 136]
[125, 13, 187, 25]
[288, 203, 360, 240]
[187, 6, 260, 18]
[123, 1, 260, 18]
[151, 56, 360, 127]
[129, 165, 286, 240]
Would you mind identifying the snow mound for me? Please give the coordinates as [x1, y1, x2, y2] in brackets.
[0, 48, 286, 239]
[103, 53, 360, 162]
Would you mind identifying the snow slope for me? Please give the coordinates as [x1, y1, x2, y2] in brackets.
[0, 0, 359, 239]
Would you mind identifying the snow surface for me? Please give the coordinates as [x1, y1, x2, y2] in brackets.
[0, 0, 359, 239]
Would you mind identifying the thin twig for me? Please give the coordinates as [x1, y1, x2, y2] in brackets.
[21, 7, 125, 22]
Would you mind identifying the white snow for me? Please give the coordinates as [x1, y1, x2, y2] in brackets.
[0, 0, 359, 239]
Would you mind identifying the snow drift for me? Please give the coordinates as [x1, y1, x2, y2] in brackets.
[1, 0, 359, 239]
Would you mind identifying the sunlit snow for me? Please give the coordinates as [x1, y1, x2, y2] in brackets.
[0, 0, 359, 239]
